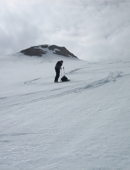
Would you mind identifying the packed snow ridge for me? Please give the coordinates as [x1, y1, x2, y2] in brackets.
[20, 44, 78, 59]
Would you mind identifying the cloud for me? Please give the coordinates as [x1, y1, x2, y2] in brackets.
[0, 0, 130, 61]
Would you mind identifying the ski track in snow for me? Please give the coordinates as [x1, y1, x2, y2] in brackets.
[0, 70, 124, 110]
[75, 71, 123, 92]
[24, 78, 41, 85]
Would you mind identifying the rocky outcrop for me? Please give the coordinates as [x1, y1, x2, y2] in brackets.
[20, 46, 47, 57]
[20, 44, 78, 58]
[48, 45, 77, 58]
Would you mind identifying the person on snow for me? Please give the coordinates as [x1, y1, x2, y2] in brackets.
[54, 60, 63, 82]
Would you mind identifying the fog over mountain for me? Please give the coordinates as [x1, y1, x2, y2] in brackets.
[0, 0, 130, 61]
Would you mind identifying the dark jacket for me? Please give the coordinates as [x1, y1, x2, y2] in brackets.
[55, 61, 63, 69]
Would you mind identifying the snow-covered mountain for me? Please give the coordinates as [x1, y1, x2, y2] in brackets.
[20, 45, 78, 59]
[0, 53, 130, 170]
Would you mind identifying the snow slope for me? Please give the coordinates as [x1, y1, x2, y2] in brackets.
[0, 54, 130, 170]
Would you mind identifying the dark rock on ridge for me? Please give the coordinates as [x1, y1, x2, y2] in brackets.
[20, 44, 78, 58]
[20, 46, 47, 57]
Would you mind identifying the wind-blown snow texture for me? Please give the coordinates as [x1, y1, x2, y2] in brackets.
[0, 54, 130, 170]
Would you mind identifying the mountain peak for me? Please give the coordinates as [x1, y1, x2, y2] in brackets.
[20, 44, 78, 59]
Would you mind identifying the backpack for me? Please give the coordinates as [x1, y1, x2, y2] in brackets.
[61, 76, 70, 82]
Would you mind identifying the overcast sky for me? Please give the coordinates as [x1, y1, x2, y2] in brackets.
[0, 0, 130, 61]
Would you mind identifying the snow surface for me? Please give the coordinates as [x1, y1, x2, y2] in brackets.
[0, 53, 130, 170]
